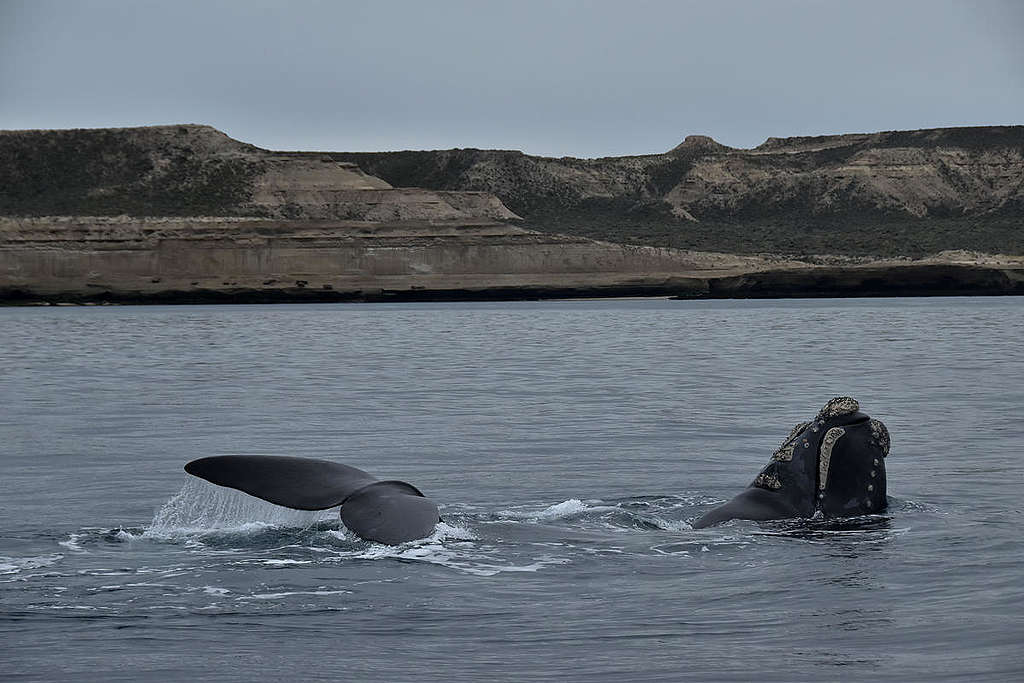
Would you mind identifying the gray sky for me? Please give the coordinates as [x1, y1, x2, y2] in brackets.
[2, 0, 1021, 157]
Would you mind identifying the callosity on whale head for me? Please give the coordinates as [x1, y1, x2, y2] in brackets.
[693, 397, 889, 528]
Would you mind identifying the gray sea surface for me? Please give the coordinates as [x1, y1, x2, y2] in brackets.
[1, 297, 1022, 682]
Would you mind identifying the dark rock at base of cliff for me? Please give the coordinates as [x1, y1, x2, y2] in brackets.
[5, 265, 1023, 305]
[697, 264, 1024, 299]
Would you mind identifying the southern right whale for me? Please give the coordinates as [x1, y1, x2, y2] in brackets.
[693, 396, 890, 528]
[184, 455, 440, 545]
[183, 396, 889, 543]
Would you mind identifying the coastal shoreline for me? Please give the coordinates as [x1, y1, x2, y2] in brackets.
[5, 263, 1022, 306]
[3, 124, 1021, 306]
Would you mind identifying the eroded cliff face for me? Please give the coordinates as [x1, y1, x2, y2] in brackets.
[2, 123, 1022, 304]
[0, 124, 520, 223]
[339, 127, 1024, 219]
[5, 123, 1021, 256]
[4, 214, 1022, 304]
[0, 215, 778, 303]
[671, 129, 1024, 219]
[335, 126, 1024, 256]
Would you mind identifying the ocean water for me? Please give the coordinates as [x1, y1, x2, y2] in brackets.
[1, 297, 1022, 682]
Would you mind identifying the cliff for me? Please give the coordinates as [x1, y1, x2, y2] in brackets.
[2, 124, 1022, 304]
[5, 124, 1021, 257]
[333, 126, 1024, 257]
[0, 124, 520, 223]
[3, 214, 1022, 304]
[0, 215, 794, 303]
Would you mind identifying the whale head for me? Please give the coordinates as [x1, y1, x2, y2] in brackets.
[750, 397, 889, 517]
[694, 397, 889, 528]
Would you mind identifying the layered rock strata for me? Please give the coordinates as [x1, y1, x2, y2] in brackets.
[0, 215, 771, 303]
[2, 124, 1022, 304]
[3, 216, 1022, 304]
[0, 124, 520, 223]
[334, 126, 1024, 256]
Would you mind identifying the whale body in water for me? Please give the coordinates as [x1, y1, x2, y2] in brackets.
[184, 396, 888, 543]
[693, 396, 889, 528]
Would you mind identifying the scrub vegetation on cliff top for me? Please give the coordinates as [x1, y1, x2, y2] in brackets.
[2, 124, 1021, 258]
[333, 126, 1024, 258]
[0, 126, 263, 217]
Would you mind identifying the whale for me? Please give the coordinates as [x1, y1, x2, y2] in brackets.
[184, 455, 440, 544]
[184, 397, 887, 541]
[693, 397, 889, 529]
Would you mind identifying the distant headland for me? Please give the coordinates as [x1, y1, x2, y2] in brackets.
[1, 124, 1022, 304]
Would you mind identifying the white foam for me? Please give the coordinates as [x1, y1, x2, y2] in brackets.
[58, 534, 86, 552]
[0, 554, 63, 575]
[322, 520, 473, 546]
[242, 589, 352, 600]
[71, 483, 581, 579]
[651, 518, 694, 532]
[430, 521, 477, 541]
[344, 529, 571, 576]
[535, 499, 589, 519]
[501, 499, 595, 521]
[284, 544, 335, 554]
[123, 582, 172, 588]
[446, 556, 571, 577]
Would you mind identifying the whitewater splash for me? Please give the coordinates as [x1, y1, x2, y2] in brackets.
[498, 497, 695, 532]
[97, 483, 735, 580]
[122, 480, 580, 576]
[145, 479, 336, 537]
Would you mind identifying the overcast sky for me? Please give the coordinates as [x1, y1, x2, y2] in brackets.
[1, 0, 1021, 157]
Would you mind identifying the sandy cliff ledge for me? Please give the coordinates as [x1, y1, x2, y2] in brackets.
[0, 216, 781, 303]
[3, 216, 1022, 304]
[3, 124, 1023, 304]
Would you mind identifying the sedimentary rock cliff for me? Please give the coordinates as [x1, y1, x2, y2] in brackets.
[334, 126, 1024, 256]
[2, 123, 1022, 304]
[5, 123, 1021, 256]
[0, 124, 519, 223]
[0, 215, 789, 303]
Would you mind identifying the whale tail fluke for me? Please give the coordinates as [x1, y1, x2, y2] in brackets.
[340, 481, 441, 545]
[183, 455, 440, 544]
